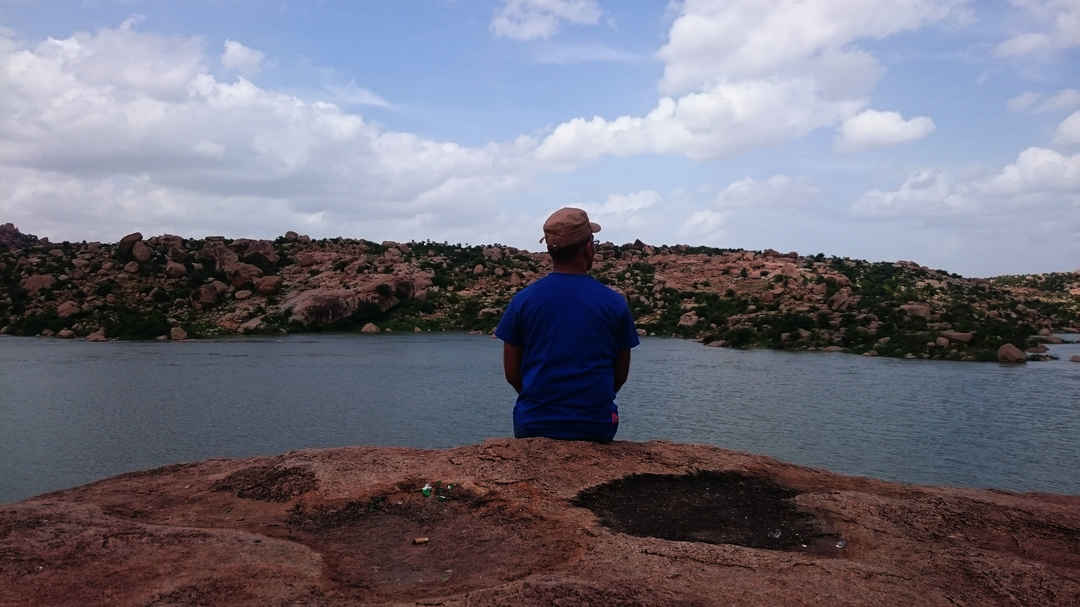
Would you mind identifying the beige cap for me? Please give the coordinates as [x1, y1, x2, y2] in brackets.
[540, 207, 601, 249]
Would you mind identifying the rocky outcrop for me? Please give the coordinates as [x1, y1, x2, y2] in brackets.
[56, 300, 80, 318]
[997, 343, 1026, 363]
[1, 230, 1076, 356]
[20, 274, 56, 294]
[283, 289, 360, 327]
[0, 223, 38, 249]
[117, 232, 142, 260]
[2, 440, 1078, 606]
[131, 240, 152, 263]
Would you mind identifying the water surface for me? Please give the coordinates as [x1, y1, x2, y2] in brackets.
[2, 333, 1078, 503]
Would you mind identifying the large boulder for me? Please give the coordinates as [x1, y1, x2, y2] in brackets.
[170, 327, 188, 341]
[197, 242, 239, 273]
[236, 239, 279, 270]
[997, 344, 1026, 363]
[165, 261, 187, 278]
[56, 301, 80, 319]
[224, 262, 262, 289]
[283, 289, 360, 327]
[361, 322, 379, 334]
[131, 241, 152, 263]
[20, 274, 56, 294]
[117, 232, 142, 259]
[254, 276, 282, 295]
[86, 328, 107, 342]
[941, 331, 974, 344]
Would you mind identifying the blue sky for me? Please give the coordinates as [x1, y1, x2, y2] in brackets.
[0, 0, 1078, 276]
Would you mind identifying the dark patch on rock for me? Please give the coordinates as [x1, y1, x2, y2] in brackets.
[574, 470, 839, 553]
[211, 466, 317, 502]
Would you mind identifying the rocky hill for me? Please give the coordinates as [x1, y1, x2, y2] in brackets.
[3, 439, 1078, 605]
[1, 225, 1077, 361]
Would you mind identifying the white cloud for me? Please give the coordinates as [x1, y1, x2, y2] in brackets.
[680, 208, 729, 240]
[221, 40, 264, 75]
[0, 21, 540, 243]
[1007, 91, 1042, 111]
[853, 169, 974, 218]
[537, 79, 863, 162]
[713, 175, 819, 208]
[1055, 111, 1080, 145]
[1008, 88, 1080, 113]
[537, 0, 962, 164]
[1038, 89, 1080, 113]
[996, 0, 1080, 56]
[656, 0, 969, 96]
[321, 80, 392, 108]
[836, 109, 935, 151]
[854, 147, 1080, 220]
[490, 0, 603, 40]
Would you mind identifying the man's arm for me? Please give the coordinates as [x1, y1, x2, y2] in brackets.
[614, 348, 631, 393]
[503, 342, 523, 394]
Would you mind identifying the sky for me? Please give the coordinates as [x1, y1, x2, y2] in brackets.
[0, 0, 1078, 277]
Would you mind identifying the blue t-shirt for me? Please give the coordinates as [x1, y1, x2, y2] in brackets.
[495, 272, 640, 440]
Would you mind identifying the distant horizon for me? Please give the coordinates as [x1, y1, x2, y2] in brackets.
[1, 1, 1078, 277]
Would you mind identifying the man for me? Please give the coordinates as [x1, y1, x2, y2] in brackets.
[495, 207, 640, 442]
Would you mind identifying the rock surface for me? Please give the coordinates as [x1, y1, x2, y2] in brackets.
[997, 343, 1027, 363]
[1, 439, 1077, 606]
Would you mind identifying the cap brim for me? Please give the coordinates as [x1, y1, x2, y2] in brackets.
[590, 222, 601, 233]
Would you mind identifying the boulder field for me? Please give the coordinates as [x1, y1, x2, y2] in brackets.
[2, 439, 1078, 606]
[1, 224, 1078, 361]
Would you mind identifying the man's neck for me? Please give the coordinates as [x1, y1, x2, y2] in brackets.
[552, 262, 588, 275]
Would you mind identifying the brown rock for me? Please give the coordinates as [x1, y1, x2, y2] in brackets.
[823, 346, 845, 352]
[997, 343, 1026, 363]
[1027, 345, 1049, 354]
[123, 261, 139, 273]
[900, 303, 931, 318]
[165, 261, 187, 278]
[940, 331, 974, 344]
[361, 322, 379, 334]
[117, 232, 142, 259]
[254, 276, 282, 295]
[224, 262, 262, 289]
[283, 289, 360, 327]
[131, 240, 152, 263]
[40, 328, 55, 337]
[57, 329, 75, 339]
[234, 290, 252, 301]
[194, 284, 220, 306]
[86, 328, 106, 342]
[197, 242, 239, 273]
[935, 336, 949, 348]
[170, 327, 188, 341]
[56, 300, 80, 319]
[237, 239, 279, 269]
[20, 274, 56, 294]
[239, 317, 265, 334]
[678, 311, 700, 327]
[4, 439, 1078, 607]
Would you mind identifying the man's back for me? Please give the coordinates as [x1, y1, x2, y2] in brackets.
[496, 272, 639, 440]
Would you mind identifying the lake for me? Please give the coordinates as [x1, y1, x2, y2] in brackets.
[2, 333, 1078, 503]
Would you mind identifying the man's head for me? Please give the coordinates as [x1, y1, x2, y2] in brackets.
[541, 207, 601, 271]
